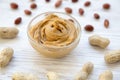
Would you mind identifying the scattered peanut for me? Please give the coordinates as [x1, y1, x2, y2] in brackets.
[84, 25, 94, 32]
[14, 17, 22, 25]
[65, 7, 72, 14]
[84, 1, 91, 7]
[75, 62, 94, 80]
[103, 3, 110, 10]
[72, 0, 78, 3]
[12, 72, 39, 80]
[0, 47, 14, 68]
[104, 19, 109, 28]
[30, 3, 37, 9]
[45, 0, 50, 2]
[0, 27, 19, 39]
[46, 71, 59, 80]
[89, 35, 110, 48]
[24, 9, 32, 15]
[94, 13, 100, 19]
[99, 70, 113, 80]
[104, 50, 120, 64]
[55, 0, 62, 8]
[79, 8, 84, 16]
[10, 2, 18, 10]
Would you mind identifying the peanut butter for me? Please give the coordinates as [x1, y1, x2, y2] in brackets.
[28, 14, 80, 58]
[29, 14, 77, 47]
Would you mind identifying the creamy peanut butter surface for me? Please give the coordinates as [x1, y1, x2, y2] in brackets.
[29, 14, 77, 47]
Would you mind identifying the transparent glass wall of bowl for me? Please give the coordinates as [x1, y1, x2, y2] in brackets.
[27, 12, 81, 58]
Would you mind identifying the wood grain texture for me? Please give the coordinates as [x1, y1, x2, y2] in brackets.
[0, 0, 120, 80]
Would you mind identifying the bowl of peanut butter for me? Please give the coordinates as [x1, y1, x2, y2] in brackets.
[27, 12, 81, 58]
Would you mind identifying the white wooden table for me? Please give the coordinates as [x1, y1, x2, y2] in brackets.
[0, 0, 120, 80]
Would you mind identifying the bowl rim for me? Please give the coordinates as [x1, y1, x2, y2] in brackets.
[27, 11, 81, 49]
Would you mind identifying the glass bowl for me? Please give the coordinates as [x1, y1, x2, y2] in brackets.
[27, 12, 81, 58]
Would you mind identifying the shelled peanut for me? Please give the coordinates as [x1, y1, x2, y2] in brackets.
[104, 50, 120, 64]
[55, 0, 62, 8]
[75, 62, 94, 80]
[46, 71, 60, 80]
[10, 2, 18, 10]
[0, 27, 19, 39]
[12, 72, 39, 80]
[89, 35, 110, 48]
[0, 47, 14, 67]
[99, 70, 113, 80]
